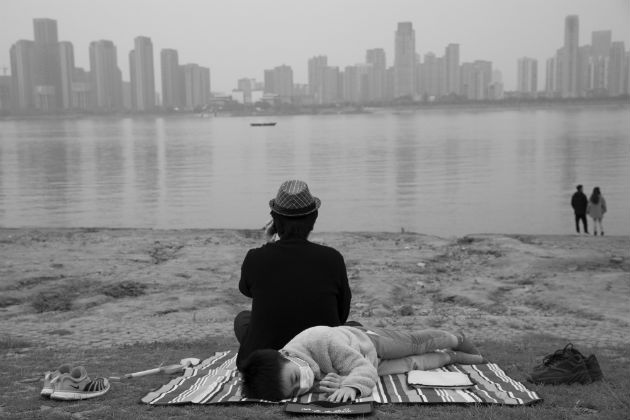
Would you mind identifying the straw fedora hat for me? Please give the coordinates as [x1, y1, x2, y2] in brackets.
[269, 180, 321, 217]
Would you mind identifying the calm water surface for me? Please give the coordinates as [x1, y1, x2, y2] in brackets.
[1, 106, 628, 236]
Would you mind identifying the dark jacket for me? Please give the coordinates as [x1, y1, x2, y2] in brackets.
[571, 191, 588, 215]
[236, 238, 351, 368]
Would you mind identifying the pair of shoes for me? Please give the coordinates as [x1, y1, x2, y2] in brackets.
[42, 365, 110, 400]
[527, 343, 603, 385]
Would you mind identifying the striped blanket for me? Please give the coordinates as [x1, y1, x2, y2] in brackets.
[141, 351, 542, 406]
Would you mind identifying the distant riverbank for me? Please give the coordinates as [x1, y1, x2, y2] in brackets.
[1, 95, 628, 121]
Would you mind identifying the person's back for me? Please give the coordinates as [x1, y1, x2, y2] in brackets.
[237, 238, 351, 367]
[234, 180, 352, 368]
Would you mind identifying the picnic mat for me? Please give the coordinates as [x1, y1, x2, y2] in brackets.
[141, 350, 542, 406]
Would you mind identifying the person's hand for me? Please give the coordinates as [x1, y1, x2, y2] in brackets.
[263, 220, 276, 242]
[327, 386, 357, 403]
[318, 372, 342, 393]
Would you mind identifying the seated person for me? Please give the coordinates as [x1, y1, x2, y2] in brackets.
[234, 180, 352, 369]
[240, 324, 484, 402]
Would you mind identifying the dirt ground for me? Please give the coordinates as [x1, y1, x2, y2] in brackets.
[0, 228, 628, 351]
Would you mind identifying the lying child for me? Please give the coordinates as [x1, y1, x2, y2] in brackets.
[240, 325, 484, 402]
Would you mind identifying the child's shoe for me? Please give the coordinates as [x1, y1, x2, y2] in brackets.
[41, 364, 72, 397]
[50, 366, 110, 400]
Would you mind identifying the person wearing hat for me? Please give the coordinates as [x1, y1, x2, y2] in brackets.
[234, 180, 353, 369]
[571, 185, 589, 234]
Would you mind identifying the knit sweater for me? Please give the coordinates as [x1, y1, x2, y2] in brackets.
[282, 326, 379, 397]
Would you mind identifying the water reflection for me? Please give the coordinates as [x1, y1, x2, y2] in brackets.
[0, 106, 628, 235]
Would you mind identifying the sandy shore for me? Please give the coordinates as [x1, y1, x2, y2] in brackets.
[0, 228, 628, 350]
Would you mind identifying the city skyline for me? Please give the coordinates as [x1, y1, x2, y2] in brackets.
[1, 0, 629, 93]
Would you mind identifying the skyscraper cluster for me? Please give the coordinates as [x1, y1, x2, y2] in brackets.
[241, 17, 629, 106]
[242, 21, 507, 105]
[541, 15, 630, 98]
[1, 18, 211, 115]
[2, 15, 628, 115]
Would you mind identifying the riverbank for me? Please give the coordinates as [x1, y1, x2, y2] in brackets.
[1, 228, 628, 350]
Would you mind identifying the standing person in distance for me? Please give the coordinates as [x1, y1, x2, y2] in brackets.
[234, 180, 353, 369]
[571, 184, 589, 234]
[587, 186, 607, 236]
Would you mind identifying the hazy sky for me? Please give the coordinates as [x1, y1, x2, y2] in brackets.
[1, 0, 629, 93]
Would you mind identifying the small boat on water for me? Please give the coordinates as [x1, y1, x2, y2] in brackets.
[250, 122, 277, 127]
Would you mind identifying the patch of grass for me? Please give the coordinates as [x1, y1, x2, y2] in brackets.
[100, 281, 147, 299]
[0, 295, 22, 308]
[2, 335, 628, 419]
[31, 289, 74, 312]
[0, 334, 33, 350]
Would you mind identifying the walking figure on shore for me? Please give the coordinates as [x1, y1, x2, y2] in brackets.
[587, 187, 607, 236]
[571, 185, 588, 234]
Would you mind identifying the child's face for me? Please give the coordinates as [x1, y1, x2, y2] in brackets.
[279, 356, 315, 399]
[279, 360, 302, 398]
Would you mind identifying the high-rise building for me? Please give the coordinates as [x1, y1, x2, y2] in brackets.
[561, 15, 579, 98]
[545, 56, 558, 97]
[89, 40, 123, 111]
[394, 22, 416, 98]
[9, 40, 36, 110]
[322, 66, 340, 104]
[0, 75, 12, 113]
[588, 30, 612, 95]
[308, 55, 327, 104]
[420, 52, 440, 97]
[264, 65, 293, 100]
[182, 63, 210, 110]
[445, 44, 460, 95]
[131, 36, 156, 111]
[33, 18, 58, 44]
[342, 64, 370, 103]
[591, 31, 612, 58]
[58, 41, 74, 109]
[463, 60, 492, 100]
[32, 18, 61, 111]
[608, 41, 627, 96]
[577, 45, 591, 97]
[161, 49, 183, 109]
[366, 48, 386, 102]
[71, 67, 91, 110]
[517, 57, 538, 97]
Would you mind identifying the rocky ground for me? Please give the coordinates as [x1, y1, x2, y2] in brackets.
[1, 228, 628, 351]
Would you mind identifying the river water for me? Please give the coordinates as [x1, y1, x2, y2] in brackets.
[0, 105, 628, 236]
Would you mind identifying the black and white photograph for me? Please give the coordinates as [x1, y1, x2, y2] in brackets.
[0, 0, 628, 418]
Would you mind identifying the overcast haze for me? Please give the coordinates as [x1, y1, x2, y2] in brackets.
[1, 0, 629, 93]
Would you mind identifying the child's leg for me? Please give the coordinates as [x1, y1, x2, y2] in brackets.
[377, 351, 484, 375]
[364, 327, 460, 359]
[377, 352, 450, 375]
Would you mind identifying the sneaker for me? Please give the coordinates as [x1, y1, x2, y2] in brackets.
[528, 343, 591, 385]
[50, 366, 110, 400]
[585, 354, 603, 382]
[41, 364, 72, 397]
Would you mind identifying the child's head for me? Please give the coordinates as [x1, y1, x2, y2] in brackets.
[240, 349, 314, 401]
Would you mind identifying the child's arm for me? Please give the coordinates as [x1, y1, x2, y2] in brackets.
[326, 341, 378, 398]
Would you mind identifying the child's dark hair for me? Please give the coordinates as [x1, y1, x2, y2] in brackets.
[271, 210, 318, 240]
[240, 349, 287, 401]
